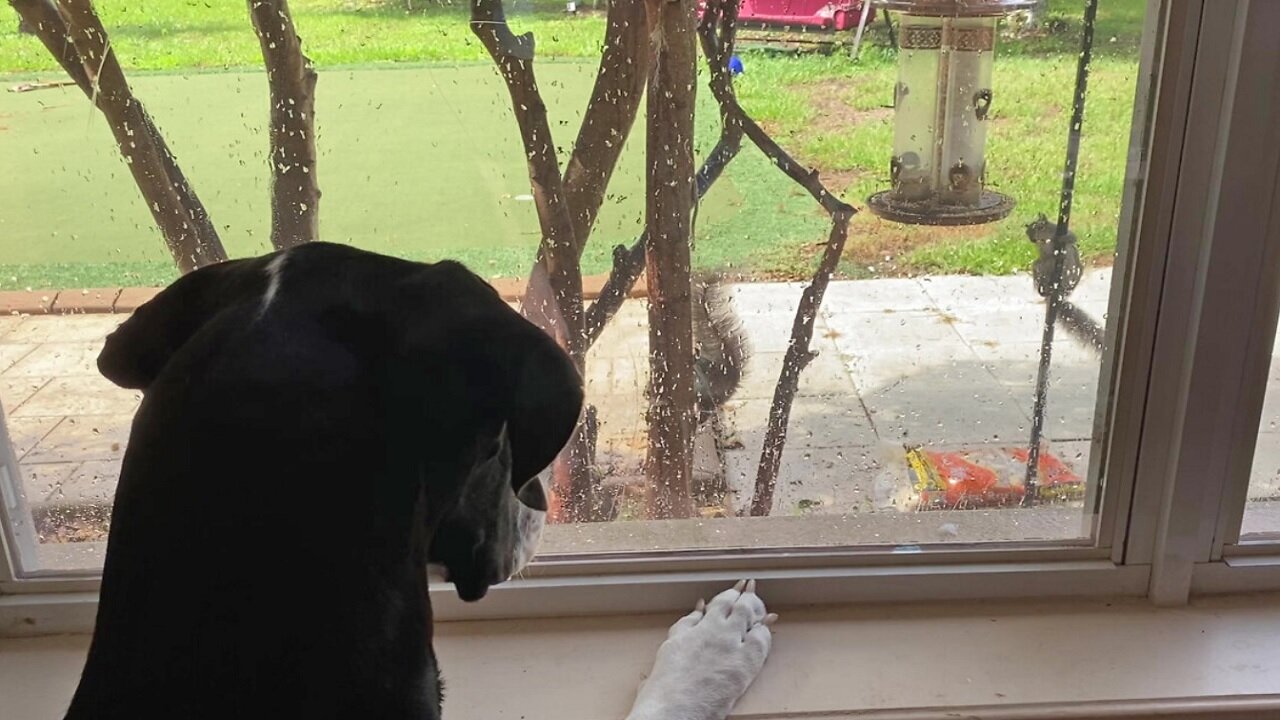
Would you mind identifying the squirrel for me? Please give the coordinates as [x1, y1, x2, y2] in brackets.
[1026, 212, 1083, 299]
[1027, 213, 1104, 351]
[690, 274, 751, 427]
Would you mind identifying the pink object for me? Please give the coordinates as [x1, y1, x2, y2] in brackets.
[700, 0, 874, 32]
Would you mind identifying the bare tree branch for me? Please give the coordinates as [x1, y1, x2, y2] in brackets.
[581, 0, 745, 348]
[747, 215, 851, 517]
[698, 12, 849, 219]
[470, 0, 598, 521]
[249, 0, 320, 249]
[498, 0, 648, 522]
[513, 0, 649, 359]
[693, 0, 856, 517]
[585, 237, 646, 344]
[11, 0, 227, 272]
[10, 0, 90, 92]
[470, 0, 584, 360]
[559, 0, 649, 257]
[642, 0, 699, 520]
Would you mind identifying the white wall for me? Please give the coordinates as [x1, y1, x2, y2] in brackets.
[5, 595, 1280, 719]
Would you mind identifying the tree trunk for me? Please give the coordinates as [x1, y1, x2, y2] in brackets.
[642, 0, 698, 520]
[11, 0, 227, 272]
[582, 7, 745, 350]
[582, 129, 742, 347]
[249, 0, 320, 250]
[580, 0, 750, 349]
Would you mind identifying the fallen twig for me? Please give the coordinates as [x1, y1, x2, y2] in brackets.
[8, 79, 77, 93]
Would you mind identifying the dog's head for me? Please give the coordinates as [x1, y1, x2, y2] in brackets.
[98, 243, 582, 603]
[425, 423, 550, 601]
[410, 303, 582, 601]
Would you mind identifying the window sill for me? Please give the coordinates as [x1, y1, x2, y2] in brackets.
[2, 558, 1150, 631]
[16, 505, 1097, 576]
[3, 594, 1280, 719]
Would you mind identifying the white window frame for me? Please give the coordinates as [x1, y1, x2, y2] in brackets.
[1181, 0, 1280, 598]
[3, 0, 1279, 634]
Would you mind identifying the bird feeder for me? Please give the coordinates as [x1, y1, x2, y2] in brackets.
[867, 0, 1033, 225]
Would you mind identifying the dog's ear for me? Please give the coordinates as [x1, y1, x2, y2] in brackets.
[98, 257, 267, 390]
[433, 309, 583, 503]
[501, 323, 584, 503]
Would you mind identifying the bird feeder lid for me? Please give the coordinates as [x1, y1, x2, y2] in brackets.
[877, 0, 1036, 17]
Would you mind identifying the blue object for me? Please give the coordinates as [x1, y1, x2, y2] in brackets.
[728, 55, 744, 75]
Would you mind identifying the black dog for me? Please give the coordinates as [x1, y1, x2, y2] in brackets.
[66, 243, 582, 719]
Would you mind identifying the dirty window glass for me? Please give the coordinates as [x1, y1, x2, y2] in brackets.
[1242, 352, 1280, 541]
[0, 0, 1154, 574]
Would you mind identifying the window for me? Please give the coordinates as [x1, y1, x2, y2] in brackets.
[2, 0, 1279, 622]
[1244, 362, 1280, 540]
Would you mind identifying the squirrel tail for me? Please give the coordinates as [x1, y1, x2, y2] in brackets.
[691, 273, 751, 422]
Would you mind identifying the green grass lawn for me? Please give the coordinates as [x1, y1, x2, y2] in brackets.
[0, 0, 608, 71]
[739, 52, 1143, 278]
[0, 0, 1148, 289]
[0, 63, 753, 287]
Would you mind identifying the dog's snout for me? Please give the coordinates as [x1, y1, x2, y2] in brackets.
[450, 563, 510, 602]
[439, 536, 512, 603]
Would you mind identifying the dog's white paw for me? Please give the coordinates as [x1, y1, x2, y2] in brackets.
[626, 580, 777, 720]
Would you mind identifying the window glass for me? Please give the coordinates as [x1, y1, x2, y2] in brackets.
[0, 0, 1153, 574]
[1243, 350, 1280, 540]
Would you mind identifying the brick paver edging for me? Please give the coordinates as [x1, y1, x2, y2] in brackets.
[0, 273, 646, 315]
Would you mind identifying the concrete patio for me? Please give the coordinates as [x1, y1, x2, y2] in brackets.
[4, 268, 1279, 549]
